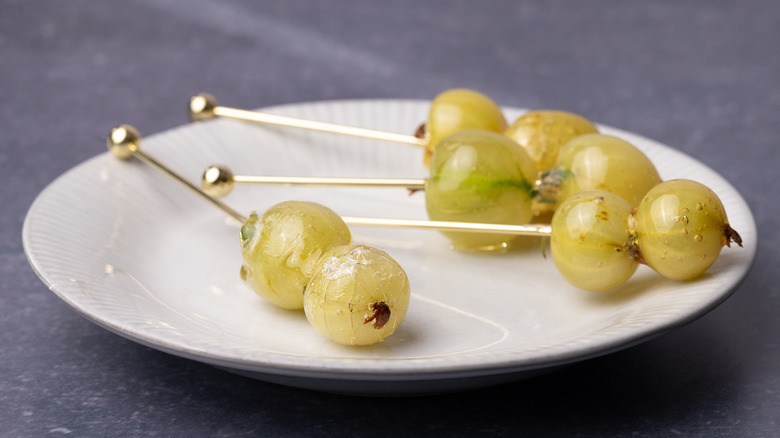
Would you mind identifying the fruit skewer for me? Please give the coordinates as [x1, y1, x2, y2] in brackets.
[197, 160, 741, 293]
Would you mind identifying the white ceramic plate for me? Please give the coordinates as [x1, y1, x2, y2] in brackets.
[23, 100, 756, 395]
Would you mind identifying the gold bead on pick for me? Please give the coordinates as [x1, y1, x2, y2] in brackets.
[188, 93, 219, 121]
[107, 124, 141, 159]
[202, 165, 236, 198]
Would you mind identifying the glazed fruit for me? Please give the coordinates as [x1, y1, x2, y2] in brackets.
[425, 129, 537, 250]
[634, 179, 742, 280]
[423, 89, 508, 167]
[540, 133, 662, 209]
[504, 110, 598, 172]
[550, 191, 638, 291]
[304, 244, 411, 345]
[239, 201, 351, 310]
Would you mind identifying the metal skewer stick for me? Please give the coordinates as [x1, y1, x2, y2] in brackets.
[201, 164, 426, 197]
[108, 125, 551, 237]
[188, 94, 427, 148]
[337, 217, 550, 236]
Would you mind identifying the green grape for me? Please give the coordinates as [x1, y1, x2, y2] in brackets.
[541, 134, 662, 208]
[424, 88, 508, 167]
[504, 110, 599, 173]
[303, 244, 411, 346]
[425, 129, 537, 250]
[634, 179, 742, 280]
[240, 201, 351, 310]
[551, 191, 638, 291]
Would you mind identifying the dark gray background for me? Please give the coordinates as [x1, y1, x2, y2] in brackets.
[2, 0, 778, 436]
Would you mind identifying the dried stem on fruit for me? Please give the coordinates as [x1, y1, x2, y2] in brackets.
[364, 302, 391, 329]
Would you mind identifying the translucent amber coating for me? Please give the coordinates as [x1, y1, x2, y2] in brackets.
[551, 191, 637, 291]
[634, 179, 731, 280]
[553, 134, 662, 207]
[424, 89, 507, 167]
[504, 110, 598, 172]
[304, 244, 411, 346]
[425, 130, 536, 250]
[240, 201, 351, 310]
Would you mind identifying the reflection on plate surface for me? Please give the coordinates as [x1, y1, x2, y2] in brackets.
[23, 100, 756, 395]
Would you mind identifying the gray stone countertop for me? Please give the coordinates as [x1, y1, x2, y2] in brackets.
[2, 0, 778, 436]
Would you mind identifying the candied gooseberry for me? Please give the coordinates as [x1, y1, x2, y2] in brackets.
[504, 110, 599, 172]
[542, 134, 662, 208]
[423, 89, 508, 167]
[303, 244, 411, 346]
[634, 179, 742, 281]
[240, 201, 351, 310]
[550, 191, 638, 291]
[425, 130, 537, 250]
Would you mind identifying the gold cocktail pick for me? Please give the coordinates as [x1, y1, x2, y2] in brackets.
[188, 94, 427, 149]
[107, 125, 550, 237]
[201, 164, 426, 198]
